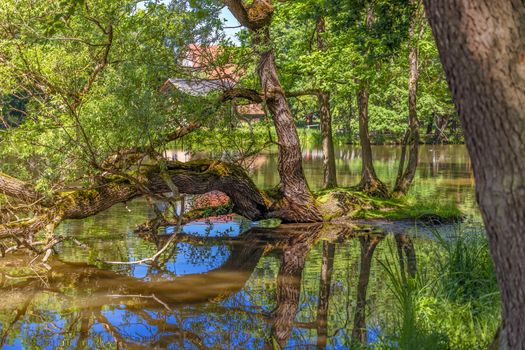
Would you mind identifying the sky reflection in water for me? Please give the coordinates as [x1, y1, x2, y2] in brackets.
[0, 145, 477, 349]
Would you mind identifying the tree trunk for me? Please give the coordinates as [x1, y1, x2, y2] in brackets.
[0, 160, 269, 241]
[431, 114, 449, 144]
[423, 1, 525, 348]
[316, 17, 337, 189]
[394, 4, 421, 196]
[357, 87, 389, 197]
[319, 92, 337, 189]
[224, 0, 321, 223]
[255, 28, 321, 222]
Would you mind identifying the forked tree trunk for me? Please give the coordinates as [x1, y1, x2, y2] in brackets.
[317, 17, 337, 189]
[423, 1, 525, 348]
[357, 87, 389, 197]
[394, 3, 421, 196]
[224, 0, 321, 222]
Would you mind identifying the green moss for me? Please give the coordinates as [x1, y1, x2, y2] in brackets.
[314, 188, 462, 223]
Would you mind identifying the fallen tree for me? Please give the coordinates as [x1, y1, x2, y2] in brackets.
[0, 159, 268, 259]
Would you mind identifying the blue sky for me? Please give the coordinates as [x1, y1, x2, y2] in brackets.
[220, 7, 242, 44]
[137, 1, 242, 43]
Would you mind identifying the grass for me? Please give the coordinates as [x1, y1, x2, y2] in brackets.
[376, 226, 500, 349]
[314, 188, 463, 222]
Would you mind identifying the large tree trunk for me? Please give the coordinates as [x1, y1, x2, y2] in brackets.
[394, 3, 421, 196]
[357, 87, 389, 197]
[224, 0, 321, 223]
[423, 1, 525, 348]
[316, 16, 337, 189]
[0, 160, 268, 241]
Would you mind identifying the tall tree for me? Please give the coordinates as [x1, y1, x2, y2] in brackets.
[355, 6, 389, 197]
[316, 16, 338, 189]
[394, 0, 422, 196]
[325, 0, 412, 196]
[423, 0, 525, 348]
[224, 0, 321, 222]
[356, 83, 388, 196]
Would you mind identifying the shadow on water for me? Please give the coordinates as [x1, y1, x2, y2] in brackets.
[0, 214, 432, 350]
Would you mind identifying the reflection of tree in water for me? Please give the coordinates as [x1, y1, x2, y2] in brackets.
[0, 224, 419, 349]
[352, 234, 385, 344]
[395, 234, 417, 281]
[271, 224, 324, 347]
[316, 241, 336, 349]
[0, 228, 270, 349]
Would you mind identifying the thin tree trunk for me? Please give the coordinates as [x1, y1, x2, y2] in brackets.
[394, 1, 421, 196]
[423, 1, 525, 348]
[431, 115, 449, 144]
[319, 92, 337, 189]
[357, 87, 388, 197]
[316, 17, 337, 189]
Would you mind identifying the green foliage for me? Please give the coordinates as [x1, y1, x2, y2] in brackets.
[0, 0, 225, 187]
[268, 0, 458, 144]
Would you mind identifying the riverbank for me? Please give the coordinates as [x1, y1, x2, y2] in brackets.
[185, 188, 463, 225]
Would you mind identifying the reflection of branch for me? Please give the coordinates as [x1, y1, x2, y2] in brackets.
[133, 309, 207, 350]
[0, 292, 35, 347]
[107, 294, 172, 312]
[93, 311, 141, 349]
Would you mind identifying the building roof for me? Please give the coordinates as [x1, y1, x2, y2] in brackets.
[161, 78, 234, 96]
[164, 44, 265, 116]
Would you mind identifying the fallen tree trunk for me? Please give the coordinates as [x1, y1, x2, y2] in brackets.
[0, 159, 269, 243]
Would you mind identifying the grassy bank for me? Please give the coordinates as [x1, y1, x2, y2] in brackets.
[377, 226, 500, 349]
[315, 188, 463, 223]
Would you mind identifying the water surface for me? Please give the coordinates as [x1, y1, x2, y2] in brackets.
[0, 145, 480, 349]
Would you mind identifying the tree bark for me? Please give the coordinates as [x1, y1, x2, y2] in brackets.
[0, 160, 268, 240]
[316, 16, 337, 189]
[357, 87, 388, 197]
[319, 92, 337, 189]
[0, 173, 45, 204]
[423, 1, 525, 348]
[394, 2, 421, 196]
[224, 0, 321, 222]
